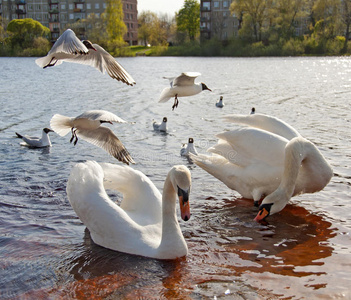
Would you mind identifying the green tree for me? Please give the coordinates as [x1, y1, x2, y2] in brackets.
[176, 0, 200, 41]
[340, 0, 351, 52]
[104, 0, 127, 44]
[6, 18, 50, 54]
[230, 0, 273, 42]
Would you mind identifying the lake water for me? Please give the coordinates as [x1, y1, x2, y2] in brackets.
[0, 56, 350, 299]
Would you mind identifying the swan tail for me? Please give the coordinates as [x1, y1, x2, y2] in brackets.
[50, 114, 73, 136]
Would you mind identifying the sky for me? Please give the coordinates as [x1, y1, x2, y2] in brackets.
[137, 0, 185, 15]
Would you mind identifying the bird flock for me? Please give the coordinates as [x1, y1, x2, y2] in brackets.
[14, 29, 333, 259]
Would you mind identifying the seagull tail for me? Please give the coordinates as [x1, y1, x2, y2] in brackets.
[50, 114, 73, 136]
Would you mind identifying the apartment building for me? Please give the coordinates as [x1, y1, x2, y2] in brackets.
[200, 0, 239, 41]
[0, 0, 138, 45]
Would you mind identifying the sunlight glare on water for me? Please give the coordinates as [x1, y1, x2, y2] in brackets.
[0, 56, 350, 299]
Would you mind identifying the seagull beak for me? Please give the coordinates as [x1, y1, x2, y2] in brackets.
[254, 207, 269, 222]
[178, 186, 191, 221]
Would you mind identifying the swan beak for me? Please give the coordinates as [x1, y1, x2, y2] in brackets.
[254, 207, 270, 222]
[178, 187, 191, 222]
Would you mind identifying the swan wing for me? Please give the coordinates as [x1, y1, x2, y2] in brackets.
[77, 127, 135, 165]
[99, 162, 162, 224]
[223, 113, 301, 140]
[67, 161, 161, 254]
[63, 44, 135, 86]
[215, 128, 287, 167]
[75, 110, 126, 123]
[173, 72, 201, 87]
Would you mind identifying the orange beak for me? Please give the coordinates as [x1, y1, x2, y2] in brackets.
[254, 207, 270, 222]
[178, 187, 191, 221]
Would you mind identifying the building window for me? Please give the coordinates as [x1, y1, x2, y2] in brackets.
[87, 3, 91, 9]
[95, 3, 99, 9]
[223, 1, 228, 8]
[213, 1, 219, 8]
[61, 4, 65, 10]
[69, 13, 74, 19]
[103, 3, 106, 9]
[69, 4, 73, 10]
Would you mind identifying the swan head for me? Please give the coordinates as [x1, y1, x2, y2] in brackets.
[254, 189, 289, 222]
[201, 83, 212, 92]
[170, 165, 191, 222]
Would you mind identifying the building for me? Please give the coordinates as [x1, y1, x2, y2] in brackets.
[200, 0, 239, 41]
[0, 0, 138, 45]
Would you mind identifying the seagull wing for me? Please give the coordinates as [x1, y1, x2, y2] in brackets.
[64, 44, 136, 86]
[48, 29, 89, 55]
[75, 110, 126, 123]
[77, 127, 135, 165]
[173, 72, 201, 87]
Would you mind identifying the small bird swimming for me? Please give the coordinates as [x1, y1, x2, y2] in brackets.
[158, 72, 211, 110]
[180, 138, 198, 157]
[251, 107, 256, 114]
[216, 96, 224, 108]
[50, 110, 134, 165]
[35, 29, 135, 86]
[15, 128, 54, 148]
[153, 117, 168, 132]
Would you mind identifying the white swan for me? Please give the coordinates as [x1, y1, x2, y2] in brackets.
[158, 72, 211, 110]
[36, 29, 135, 86]
[180, 138, 198, 157]
[216, 96, 224, 108]
[50, 110, 134, 165]
[15, 128, 54, 148]
[153, 117, 168, 132]
[67, 161, 192, 259]
[190, 114, 333, 221]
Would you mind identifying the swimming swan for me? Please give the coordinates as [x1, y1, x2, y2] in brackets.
[190, 114, 333, 221]
[67, 161, 191, 259]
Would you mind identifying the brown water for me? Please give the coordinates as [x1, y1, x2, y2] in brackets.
[0, 56, 350, 299]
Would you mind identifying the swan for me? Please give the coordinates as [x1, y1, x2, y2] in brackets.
[15, 128, 54, 148]
[190, 113, 333, 221]
[153, 117, 168, 132]
[158, 72, 211, 110]
[67, 161, 191, 259]
[50, 110, 134, 165]
[180, 138, 198, 157]
[35, 29, 135, 86]
[216, 96, 224, 108]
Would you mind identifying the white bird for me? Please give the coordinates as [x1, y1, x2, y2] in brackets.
[180, 138, 198, 157]
[153, 117, 168, 132]
[35, 29, 135, 86]
[190, 113, 333, 221]
[250, 107, 256, 114]
[50, 110, 134, 165]
[216, 96, 224, 108]
[15, 128, 54, 148]
[158, 72, 212, 110]
[67, 161, 191, 259]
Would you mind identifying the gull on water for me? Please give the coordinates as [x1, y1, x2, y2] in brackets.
[153, 117, 168, 132]
[15, 128, 54, 148]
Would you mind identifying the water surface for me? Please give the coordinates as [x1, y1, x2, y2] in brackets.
[0, 56, 350, 299]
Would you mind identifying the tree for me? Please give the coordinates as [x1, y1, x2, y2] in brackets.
[340, 0, 351, 52]
[6, 18, 50, 49]
[230, 0, 273, 42]
[176, 0, 200, 41]
[104, 0, 127, 45]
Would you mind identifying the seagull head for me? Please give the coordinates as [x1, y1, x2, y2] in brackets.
[83, 40, 97, 51]
[201, 83, 212, 92]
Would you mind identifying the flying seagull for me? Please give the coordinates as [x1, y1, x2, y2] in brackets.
[36, 29, 136, 86]
[158, 72, 211, 110]
[50, 110, 135, 165]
